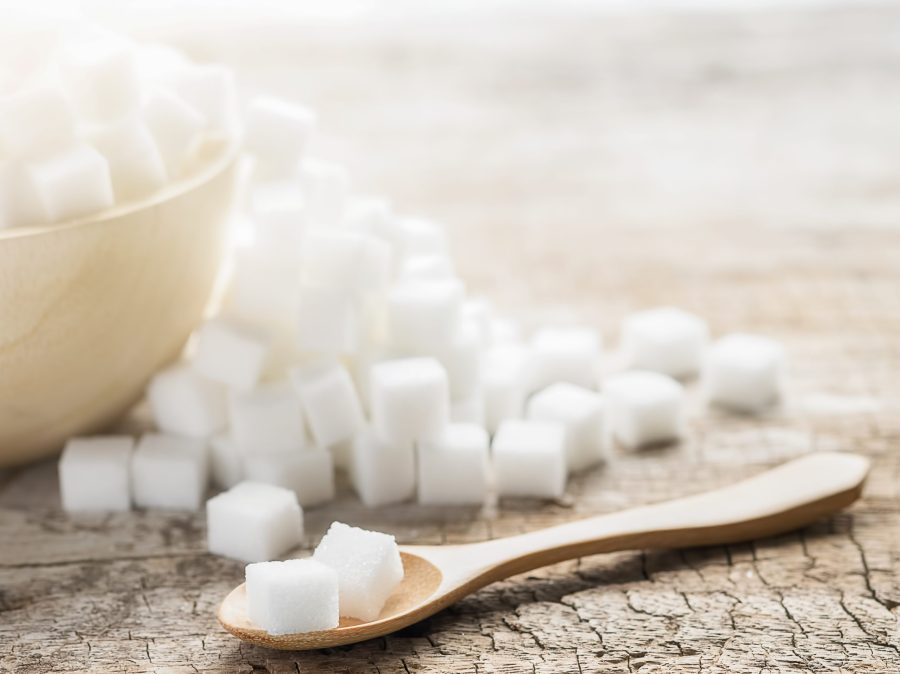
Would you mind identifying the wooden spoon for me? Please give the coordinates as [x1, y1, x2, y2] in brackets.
[218, 451, 869, 650]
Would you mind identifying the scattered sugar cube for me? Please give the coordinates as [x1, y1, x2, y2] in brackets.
[57, 38, 140, 121]
[248, 181, 308, 247]
[244, 449, 335, 507]
[132, 434, 208, 510]
[299, 229, 387, 293]
[207, 481, 303, 563]
[142, 88, 205, 177]
[27, 144, 114, 222]
[313, 521, 404, 621]
[246, 559, 339, 634]
[604, 371, 684, 449]
[244, 96, 316, 174]
[705, 333, 786, 413]
[147, 363, 227, 438]
[229, 382, 306, 455]
[434, 319, 482, 401]
[530, 327, 601, 391]
[299, 159, 350, 225]
[351, 430, 416, 507]
[172, 64, 238, 131]
[192, 318, 270, 391]
[461, 297, 493, 345]
[527, 383, 605, 473]
[483, 344, 533, 434]
[86, 117, 167, 201]
[210, 434, 244, 489]
[387, 278, 464, 350]
[296, 285, 359, 355]
[417, 424, 489, 505]
[492, 420, 566, 499]
[370, 358, 449, 446]
[621, 307, 709, 379]
[0, 160, 45, 228]
[292, 363, 364, 448]
[0, 86, 77, 159]
[226, 241, 303, 327]
[450, 388, 486, 426]
[58, 436, 133, 512]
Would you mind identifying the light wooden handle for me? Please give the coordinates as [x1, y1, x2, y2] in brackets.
[464, 452, 868, 580]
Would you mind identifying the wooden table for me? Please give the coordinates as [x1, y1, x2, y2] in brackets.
[4, 4, 900, 672]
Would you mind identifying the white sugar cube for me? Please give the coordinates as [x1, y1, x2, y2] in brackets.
[59, 436, 132, 512]
[147, 363, 227, 438]
[434, 319, 482, 401]
[172, 64, 238, 131]
[299, 229, 390, 293]
[483, 344, 534, 434]
[299, 159, 350, 225]
[400, 254, 455, 281]
[461, 297, 493, 345]
[142, 89, 205, 177]
[0, 160, 45, 229]
[246, 559, 339, 634]
[604, 371, 684, 449]
[207, 481, 303, 563]
[244, 449, 335, 508]
[192, 318, 270, 391]
[387, 278, 464, 350]
[418, 424, 489, 505]
[132, 434, 208, 510]
[397, 217, 448, 260]
[248, 181, 308, 247]
[450, 388, 486, 426]
[244, 96, 316, 174]
[490, 317, 522, 345]
[210, 435, 244, 489]
[57, 38, 140, 122]
[27, 144, 113, 222]
[292, 363, 364, 448]
[530, 327, 600, 391]
[705, 334, 786, 413]
[86, 117, 167, 201]
[621, 307, 709, 379]
[370, 358, 449, 446]
[350, 429, 416, 507]
[313, 521, 404, 621]
[226, 242, 303, 327]
[296, 285, 359, 355]
[0, 86, 76, 159]
[527, 383, 605, 473]
[492, 420, 566, 499]
[229, 382, 306, 455]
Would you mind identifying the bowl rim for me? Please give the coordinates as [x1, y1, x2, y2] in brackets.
[0, 135, 243, 241]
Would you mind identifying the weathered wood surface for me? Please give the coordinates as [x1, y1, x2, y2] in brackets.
[4, 4, 900, 672]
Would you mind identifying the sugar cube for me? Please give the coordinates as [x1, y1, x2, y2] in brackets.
[0, 160, 45, 229]
[313, 521, 404, 621]
[86, 117, 168, 201]
[621, 307, 709, 379]
[400, 254, 455, 281]
[526, 383, 605, 473]
[191, 318, 270, 391]
[244, 449, 335, 507]
[244, 96, 316, 174]
[296, 285, 359, 355]
[370, 358, 449, 446]
[492, 420, 566, 499]
[248, 181, 308, 248]
[172, 64, 238, 131]
[57, 38, 140, 122]
[27, 144, 114, 222]
[210, 434, 244, 489]
[387, 278, 464, 350]
[396, 217, 448, 260]
[0, 86, 77, 159]
[482, 344, 533, 434]
[460, 297, 493, 345]
[417, 424, 489, 505]
[604, 371, 684, 449]
[433, 319, 482, 401]
[705, 333, 786, 413]
[299, 229, 388, 293]
[229, 382, 306, 455]
[530, 327, 600, 391]
[132, 434, 208, 510]
[59, 436, 132, 512]
[292, 363, 364, 448]
[245, 559, 339, 634]
[450, 389, 486, 426]
[147, 363, 228, 438]
[142, 88, 205, 177]
[299, 159, 350, 225]
[207, 481, 303, 563]
[351, 430, 415, 507]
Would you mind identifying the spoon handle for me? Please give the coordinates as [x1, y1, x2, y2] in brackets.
[451, 452, 868, 582]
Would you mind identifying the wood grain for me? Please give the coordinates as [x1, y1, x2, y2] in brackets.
[4, 3, 900, 672]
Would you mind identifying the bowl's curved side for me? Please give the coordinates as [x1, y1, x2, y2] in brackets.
[0, 145, 239, 467]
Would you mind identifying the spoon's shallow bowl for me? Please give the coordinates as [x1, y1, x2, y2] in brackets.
[0, 139, 240, 468]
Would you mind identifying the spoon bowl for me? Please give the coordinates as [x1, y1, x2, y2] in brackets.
[218, 451, 870, 650]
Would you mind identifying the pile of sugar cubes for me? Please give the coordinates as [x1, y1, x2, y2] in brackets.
[0, 24, 237, 229]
